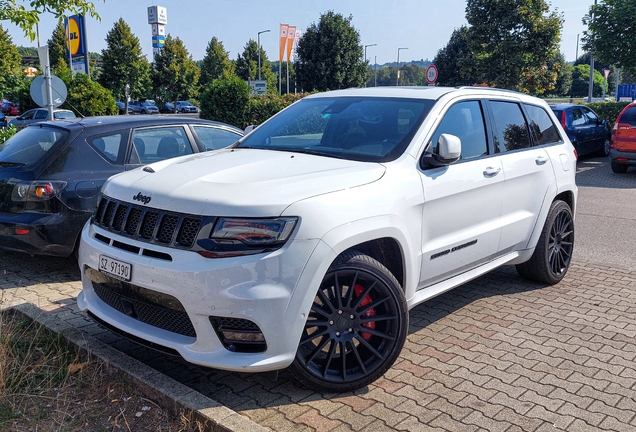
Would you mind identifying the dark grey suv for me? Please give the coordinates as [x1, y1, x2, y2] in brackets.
[0, 116, 243, 257]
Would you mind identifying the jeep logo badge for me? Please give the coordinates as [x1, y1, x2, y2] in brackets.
[133, 192, 152, 205]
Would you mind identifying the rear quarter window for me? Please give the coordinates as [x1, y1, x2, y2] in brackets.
[525, 104, 562, 145]
[619, 106, 636, 126]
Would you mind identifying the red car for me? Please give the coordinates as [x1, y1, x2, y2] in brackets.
[610, 102, 636, 173]
[0, 101, 19, 116]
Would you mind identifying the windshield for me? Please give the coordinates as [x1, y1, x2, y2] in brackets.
[237, 96, 433, 162]
[0, 126, 69, 166]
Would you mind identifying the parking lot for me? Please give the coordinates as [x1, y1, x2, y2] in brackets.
[2, 156, 636, 431]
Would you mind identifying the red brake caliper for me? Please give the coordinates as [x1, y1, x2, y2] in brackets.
[354, 284, 376, 341]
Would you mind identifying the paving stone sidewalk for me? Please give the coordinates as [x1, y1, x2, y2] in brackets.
[2, 250, 636, 431]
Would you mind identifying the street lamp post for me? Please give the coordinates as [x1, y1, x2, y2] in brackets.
[397, 47, 408, 86]
[364, 44, 377, 87]
[588, 0, 597, 102]
[257, 29, 271, 80]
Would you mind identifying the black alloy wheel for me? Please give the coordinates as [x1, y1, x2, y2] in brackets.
[291, 251, 408, 392]
[516, 200, 574, 285]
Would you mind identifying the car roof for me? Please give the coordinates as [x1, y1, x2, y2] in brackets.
[36, 115, 243, 134]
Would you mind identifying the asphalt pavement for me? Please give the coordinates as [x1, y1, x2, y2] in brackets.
[1, 155, 636, 431]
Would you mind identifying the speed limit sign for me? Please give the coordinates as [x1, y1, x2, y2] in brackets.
[426, 65, 438, 84]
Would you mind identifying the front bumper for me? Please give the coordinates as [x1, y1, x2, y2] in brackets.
[77, 222, 328, 372]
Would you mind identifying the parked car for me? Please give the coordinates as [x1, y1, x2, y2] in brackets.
[549, 103, 611, 156]
[0, 116, 243, 257]
[609, 102, 636, 173]
[0, 112, 7, 128]
[161, 101, 199, 113]
[8, 108, 76, 130]
[127, 101, 144, 114]
[1, 100, 19, 116]
[77, 87, 577, 392]
[115, 101, 133, 115]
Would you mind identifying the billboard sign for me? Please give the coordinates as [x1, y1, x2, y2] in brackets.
[148, 6, 167, 24]
[65, 15, 89, 75]
[247, 80, 267, 96]
[152, 35, 166, 48]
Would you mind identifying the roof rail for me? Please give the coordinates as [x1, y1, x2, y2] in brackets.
[454, 86, 522, 95]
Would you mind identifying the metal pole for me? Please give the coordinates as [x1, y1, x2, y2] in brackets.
[374, 55, 377, 87]
[575, 34, 579, 62]
[397, 47, 408, 86]
[588, 0, 597, 102]
[364, 44, 376, 87]
[257, 29, 270, 81]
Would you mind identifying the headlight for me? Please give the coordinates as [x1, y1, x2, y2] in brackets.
[197, 217, 298, 258]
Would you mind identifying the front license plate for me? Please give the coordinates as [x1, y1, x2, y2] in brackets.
[99, 255, 132, 282]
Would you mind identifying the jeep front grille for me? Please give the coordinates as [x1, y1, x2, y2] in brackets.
[93, 195, 207, 249]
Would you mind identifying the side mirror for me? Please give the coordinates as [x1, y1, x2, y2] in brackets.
[422, 133, 462, 167]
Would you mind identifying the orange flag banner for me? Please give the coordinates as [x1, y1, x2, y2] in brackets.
[279, 24, 288, 63]
[286, 26, 296, 62]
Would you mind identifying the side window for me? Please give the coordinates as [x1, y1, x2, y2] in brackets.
[35, 110, 48, 120]
[131, 126, 192, 163]
[583, 108, 599, 124]
[20, 110, 35, 120]
[525, 104, 562, 146]
[192, 126, 242, 151]
[429, 101, 488, 160]
[90, 133, 124, 163]
[571, 108, 586, 127]
[490, 101, 531, 152]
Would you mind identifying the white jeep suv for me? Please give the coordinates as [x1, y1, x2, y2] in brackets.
[77, 87, 577, 392]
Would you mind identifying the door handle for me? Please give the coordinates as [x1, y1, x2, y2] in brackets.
[535, 156, 549, 165]
[483, 167, 501, 177]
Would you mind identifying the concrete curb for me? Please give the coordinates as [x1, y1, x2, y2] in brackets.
[13, 302, 270, 432]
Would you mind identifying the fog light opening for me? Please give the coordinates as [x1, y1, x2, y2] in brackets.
[209, 316, 267, 353]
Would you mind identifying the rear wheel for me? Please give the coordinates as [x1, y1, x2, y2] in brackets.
[291, 250, 408, 392]
[516, 200, 574, 285]
[600, 137, 610, 157]
[611, 161, 628, 173]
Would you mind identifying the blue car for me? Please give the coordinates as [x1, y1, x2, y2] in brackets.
[0, 112, 7, 128]
[550, 104, 611, 157]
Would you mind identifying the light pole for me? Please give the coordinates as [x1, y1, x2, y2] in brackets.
[258, 29, 271, 80]
[397, 47, 408, 86]
[588, 0, 597, 102]
[364, 44, 377, 87]
[374, 55, 377, 87]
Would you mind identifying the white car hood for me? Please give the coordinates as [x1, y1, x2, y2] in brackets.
[103, 148, 386, 216]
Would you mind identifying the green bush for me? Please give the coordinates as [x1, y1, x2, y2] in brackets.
[585, 101, 630, 124]
[200, 76, 250, 127]
[0, 124, 17, 144]
[61, 73, 117, 117]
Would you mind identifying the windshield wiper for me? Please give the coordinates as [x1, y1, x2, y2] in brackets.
[0, 161, 26, 167]
[277, 148, 347, 160]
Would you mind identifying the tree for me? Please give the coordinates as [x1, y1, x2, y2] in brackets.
[60, 72, 117, 116]
[570, 64, 604, 97]
[0, 0, 100, 41]
[235, 39, 276, 93]
[295, 11, 366, 92]
[199, 37, 233, 89]
[0, 24, 23, 99]
[584, 0, 636, 75]
[47, 20, 68, 73]
[465, 0, 563, 91]
[152, 35, 199, 109]
[433, 26, 476, 86]
[98, 18, 151, 101]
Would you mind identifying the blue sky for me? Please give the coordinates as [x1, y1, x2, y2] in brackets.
[5, 0, 592, 65]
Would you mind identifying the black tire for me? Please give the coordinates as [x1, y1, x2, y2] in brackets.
[516, 200, 574, 285]
[290, 250, 408, 392]
[611, 161, 628, 174]
[600, 137, 610, 157]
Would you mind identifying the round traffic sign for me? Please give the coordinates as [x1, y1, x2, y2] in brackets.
[30, 75, 68, 108]
[426, 65, 438, 84]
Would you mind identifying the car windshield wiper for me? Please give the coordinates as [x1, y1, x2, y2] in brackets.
[0, 161, 26, 167]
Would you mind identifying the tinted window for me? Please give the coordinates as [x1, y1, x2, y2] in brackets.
[490, 101, 531, 152]
[35, 110, 48, 120]
[237, 97, 433, 162]
[193, 126, 241, 151]
[0, 126, 68, 165]
[429, 101, 488, 160]
[525, 104, 562, 145]
[619, 106, 636, 126]
[90, 133, 124, 163]
[131, 126, 192, 163]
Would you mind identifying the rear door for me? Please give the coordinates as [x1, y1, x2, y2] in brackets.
[487, 100, 556, 253]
